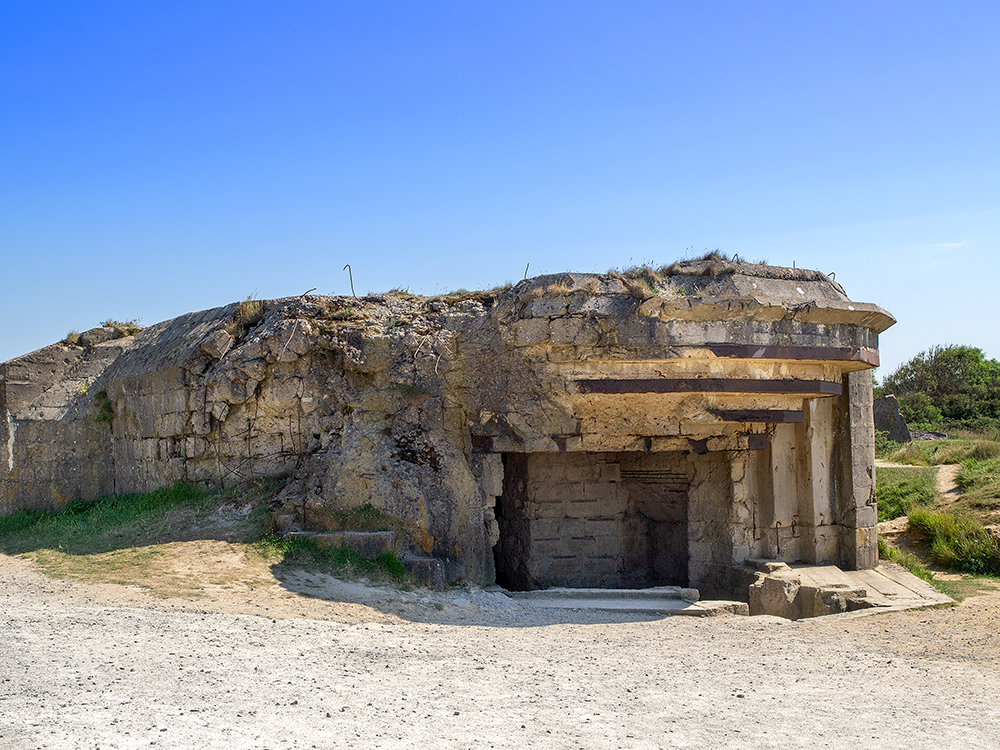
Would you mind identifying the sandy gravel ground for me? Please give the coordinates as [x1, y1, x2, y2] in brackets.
[2, 553, 1000, 750]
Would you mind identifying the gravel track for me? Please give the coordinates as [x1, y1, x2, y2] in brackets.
[2, 555, 1000, 750]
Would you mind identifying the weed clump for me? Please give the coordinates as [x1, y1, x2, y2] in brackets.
[225, 296, 265, 339]
[101, 319, 143, 336]
[93, 390, 114, 424]
[254, 534, 410, 583]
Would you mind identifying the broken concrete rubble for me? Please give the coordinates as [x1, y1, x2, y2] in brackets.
[1, 258, 897, 606]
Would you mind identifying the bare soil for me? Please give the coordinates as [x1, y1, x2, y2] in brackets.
[2, 544, 1000, 749]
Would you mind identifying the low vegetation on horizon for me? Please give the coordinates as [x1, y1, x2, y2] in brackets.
[876, 344, 1000, 595]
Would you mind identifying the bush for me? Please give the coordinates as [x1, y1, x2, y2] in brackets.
[881, 345, 1000, 430]
[908, 508, 1000, 576]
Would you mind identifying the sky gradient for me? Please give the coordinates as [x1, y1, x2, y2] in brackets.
[2, 1, 997, 377]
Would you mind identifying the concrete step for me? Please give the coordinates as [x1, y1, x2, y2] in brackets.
[747, 561, 954, 620]
[516, 585, 700, 602]
[512, 586, 748, 617]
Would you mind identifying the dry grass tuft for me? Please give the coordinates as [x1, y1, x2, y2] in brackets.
[225, 296, 265, 338]
[101, 319, 143, 336]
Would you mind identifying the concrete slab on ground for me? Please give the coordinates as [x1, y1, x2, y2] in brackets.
[512, 586, 749, 616]
[791, 562, 953, 612]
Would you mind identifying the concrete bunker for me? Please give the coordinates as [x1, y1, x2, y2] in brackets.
[0, 256, 895, 604]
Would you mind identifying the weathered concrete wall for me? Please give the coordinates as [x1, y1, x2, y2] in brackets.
[1, 259, 895, 592]
[1, 330, 132, 512]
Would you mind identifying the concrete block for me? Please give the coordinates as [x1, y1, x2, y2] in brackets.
[874, 395, 911, 442]
[528, 481, 583, 502]
[598, 461, 621, 482]
[567, 499, 606, 517]
[511, 319, 550, 347]
[530, 518, 566, 539]
[400, 555, 445, 590]
[582, 482, 622, 502]
[160, 412, 189, 437]
[526, 297, 569, 317]
[530, 500, 568, 519]
[549, 318, 599, 346]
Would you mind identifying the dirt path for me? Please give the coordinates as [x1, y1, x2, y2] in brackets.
[936, 464, 962, 501]
[2, 552, 1000, 749]
[874, 460, 961, 501]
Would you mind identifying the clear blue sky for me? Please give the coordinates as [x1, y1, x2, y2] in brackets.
[2, 1, 997, 377]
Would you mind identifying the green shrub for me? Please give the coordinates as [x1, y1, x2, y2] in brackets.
[881, 345, 1000, 431]
[908, 508, 1000, 576]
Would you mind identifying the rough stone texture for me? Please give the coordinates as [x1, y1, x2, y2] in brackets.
[747, 562, 871, 619]
[839, 370, 879, 570]
[1, 260, 894, 595]
[874, 394, 912, 442]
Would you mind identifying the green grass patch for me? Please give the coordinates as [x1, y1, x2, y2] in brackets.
[908, 507, 1000, 576]
[0, 482, 210, 556]
[875, 430, 904, 459]
[877, 538, 963, 600]
[0, 478, 413, 591]
[956, 456, 1000, 507]
[876, 466, 937, 522]
[254, 534, 410, 584]
[888, 435, 1000, 466]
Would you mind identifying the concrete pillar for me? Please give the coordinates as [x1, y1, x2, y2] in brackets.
[769, 423, 801, 561]
[749, 439, 777, 558]
[837, 370, 878, 569]
[797, 398, 839, 563]
[728, 452, 755, 567]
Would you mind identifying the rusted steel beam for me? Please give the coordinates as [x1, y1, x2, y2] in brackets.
[575, 378, 843, 396]
[706, 344, 879, 366]
[708, 409, 805, 423]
